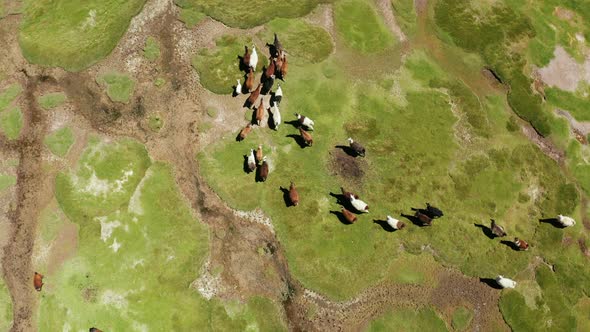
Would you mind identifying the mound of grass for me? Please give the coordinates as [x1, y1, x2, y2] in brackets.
[148, 114, 163, 132]
[367, 307, 447, 331]
[44, 127, 74, 157]
[97, 72, 135, 103]
[334, 0, 395, 53]
[143, 36, 160, 61]
[0, 83, 22, 111]
[0, 173, 16, 191]
[55, 137, 151, 219]
[192, 35, 268, 94]
[38, 92, 66, 110]
[0, 107, 23, 139]
[19, 0, 146, 71]
[0, 277, 12, 332]
[452, 306, 473, 331]
[174, 0, 325, 28]
[258, 18, 333, 63]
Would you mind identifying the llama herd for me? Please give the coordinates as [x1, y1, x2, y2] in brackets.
[228, 34, 578, 291]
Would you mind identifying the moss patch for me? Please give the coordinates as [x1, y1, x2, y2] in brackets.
[451, 306, 473, 331]
[143, 36, 160, 61]
[44, 127, 74, 157]
[38, 92, 66, 110]
[0, 106, 23, 139]
[367, 307, 448, 331]
[97, 72, 135, 103]
[0, 173, 17, 191]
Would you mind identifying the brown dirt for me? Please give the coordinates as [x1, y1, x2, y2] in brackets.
[328, 148, 365, 181]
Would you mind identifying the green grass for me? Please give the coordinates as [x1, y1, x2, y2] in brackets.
[191, 35, 268, 94]
[174, 0, 327, 28]
[367, 307, 448, 331]
[198, 51, 575, 300]
[0, 83, 22, 111]
[177, 5, 205, 28]
[38, 92, 66, 110]
[148, 115, 163, 132]
[154, 77, 166, 87]
[545, 87, 590, 121]
[258, 18, 333, 63]
[451, 306, 473, 331]
[44, 127, 74, 157]
[42, 137, 286, 330]
[143, 36, 160, 61]
[19, 0, 146, 71]
[334, 0, 395, 53]
[0, 276, 12, 332]
[0, 173, 16, 191]
[0, 107, 23, 139]
[391, 0, 417, 37]
[97, 72, 135, 103]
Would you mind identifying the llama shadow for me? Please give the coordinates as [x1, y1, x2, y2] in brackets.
[286, 134, 308, 149]
[267, 110, 278, 130]
[479, 278, 503, 290]
[250, 108, 259, 125]
[236, 132, 245, 142]
[329, 192, 353, 209]
[474, 223, 496, 239]
[401, 213, 428, 227]
[374, 219, 396, 232]
[500, 240, 520, 251]
[330, 210, 353, 225]
[255, 169, 266, 183]
[539, 218, 565, 228]
[279, 187, 293, 207]
[285, 120, 300, 129]
[266, 43, 278, 58]
[243, 98, 255, 109]
[335, 145, 358, 157]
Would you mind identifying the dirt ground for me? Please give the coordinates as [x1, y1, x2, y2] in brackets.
[0, 1, 523, 331]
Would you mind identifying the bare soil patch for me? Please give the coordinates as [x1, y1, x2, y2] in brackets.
[329, 147, 365, 181]
[538, 46, 590, 92]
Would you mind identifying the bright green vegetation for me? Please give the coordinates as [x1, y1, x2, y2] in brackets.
[391, 0, 417, 36]
[44, 127, 74, 157]
[206, 107, 218, 118]
[334, 0, 395, 53]
[545, 87, 590, 121]
[0, 107, 23, 139]
[258, 18, 333, 63]
[192, 35, 267, 95]
[434, 0, 552, 136]
[148, 114, 163, 132]
[154, 77, 166, 87]
[19, 0, 146, 71]
[43, 137, 286, 330]
[367, 307, 447, 331]
[0, 83, 22, 111]
[177, 5, 205, 28]
[174, 0, 326, 28]
[38, 92, 66, 110]
[143, 36, 160, 61]
[97, 72, 135, 103]
[0, 276, 12, 332]
[451, 307, 473, 331]
[199, 50, 581, 301]
[0, 173, 16, 191]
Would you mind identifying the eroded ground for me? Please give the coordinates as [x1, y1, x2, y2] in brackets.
[0, 0, 589, 331]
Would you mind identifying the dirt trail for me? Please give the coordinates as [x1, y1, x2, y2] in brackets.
[1, 71, 51, 332]
[376, 0, 407, 43]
